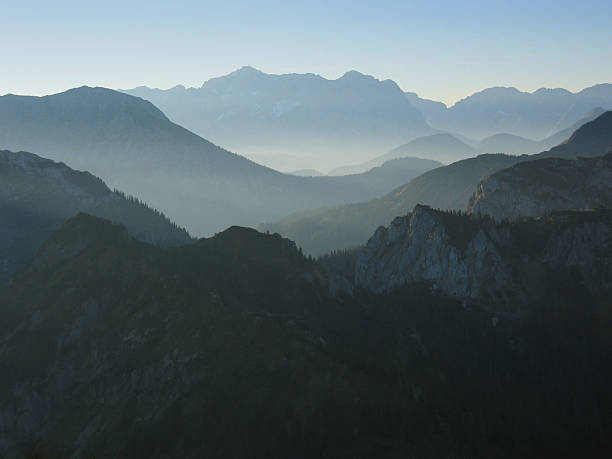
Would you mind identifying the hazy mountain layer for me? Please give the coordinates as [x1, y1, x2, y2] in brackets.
[125, 69, 611, 168]
[261, 154, 520, 255]
[332, 109, 606, 176]
[330, 134, 476, 175]
[1, 213, 610, 457]
[262, 111, 612, 255]
[426, 84, 612, 139]
[124, 67, 433, 171]
[0, 150, 191, 282]
[477, 107, 608, 156]
[0, 87, 437, 236]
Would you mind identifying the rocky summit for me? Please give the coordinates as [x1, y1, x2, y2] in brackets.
[468, 153, 612, 220]
[355, 205, 612, 309]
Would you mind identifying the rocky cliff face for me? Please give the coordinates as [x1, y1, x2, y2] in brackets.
[355, 205, 612, 309]
[468, 154, 612, 220]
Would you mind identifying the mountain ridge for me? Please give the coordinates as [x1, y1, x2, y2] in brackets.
[0, 87, 438, 237]
[0, 149, 192, 282]
[124, 68, 435, 170]
[468, 153, 612, 220]
[355, 205, 612, 308]
[2, 212, 611, 457]
[262, 111, 612, 255]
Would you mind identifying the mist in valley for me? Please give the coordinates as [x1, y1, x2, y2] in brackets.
[2, 1, 612, 457]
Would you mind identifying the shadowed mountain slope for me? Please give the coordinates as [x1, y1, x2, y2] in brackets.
[0, 150, 191, 282]
[330, 134, 475, 175]
[261, 154, 520, 255]
[0, 87, 436, 236]
[262, 111, 612, 255]
[1, 214, 611, 457]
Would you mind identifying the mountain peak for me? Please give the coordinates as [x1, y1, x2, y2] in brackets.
[41, 86, 170, 122]
[28, 213, 131, 272]
[562, 110, 612, 146]
[230, 65, 265, 77]
[201, 225, 300, 260]
[533, 87, 573, 96]
[338, 70, 376, 82]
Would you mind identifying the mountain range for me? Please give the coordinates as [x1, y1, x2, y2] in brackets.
[2, 212, 610, 457]
[262, 111, 612, 255]
[124, 67, 433, 171]
[0, 87, 439, 237]
[414, 84, 612, 139]
[124, 68, 612, 171]
[2, 72, 612, 458]
[329, 108, 606, 175]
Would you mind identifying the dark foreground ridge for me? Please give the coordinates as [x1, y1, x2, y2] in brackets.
[0, 150, 192, 283]
[1, 213, 611, 457]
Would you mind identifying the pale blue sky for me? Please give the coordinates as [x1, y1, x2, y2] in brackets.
[1, 0, 611, 105]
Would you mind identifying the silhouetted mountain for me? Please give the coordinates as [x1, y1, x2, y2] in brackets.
[533, 106, 606, 148]
[382, 133, 476, 165]
[537, 110, 612, 159]
[0, 87, 437, 236]
[324, 156, 441, 196]
[429, 84, 612, 139]
[2, 213, 611, 457]
[333, 108, 607, 176]
[0, 150, 191, 282]
[478, 133, 540, 155]
[261, 154, 520, 255]
[404, 91, 448, 123]
[330, 134, 474, 175]
[123, 67, 433, 170]
[263, 111, 612, 255]
[289, 168, 324, 177]
[468, 153, 612, 219]
[477, 107, 608, 155]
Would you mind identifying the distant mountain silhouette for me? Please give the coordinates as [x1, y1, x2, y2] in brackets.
[0, 87, 438, 236]
[537, 110, 612, 160]
[123, 67, 433, 170]
[427, 85, 612, 139]
[326, 156, 442, 195]
[261, 154, 520, 255]
[404, 91, 448, 124]
[478, 133, 540, 155]
[477, 107, 607, 155]
[289, 168, 324, 177]
[0, 150, 191, 282]
[262, 111, 612, 255]
[328, 107, 607, 176]
[329, 134, 475, 175]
